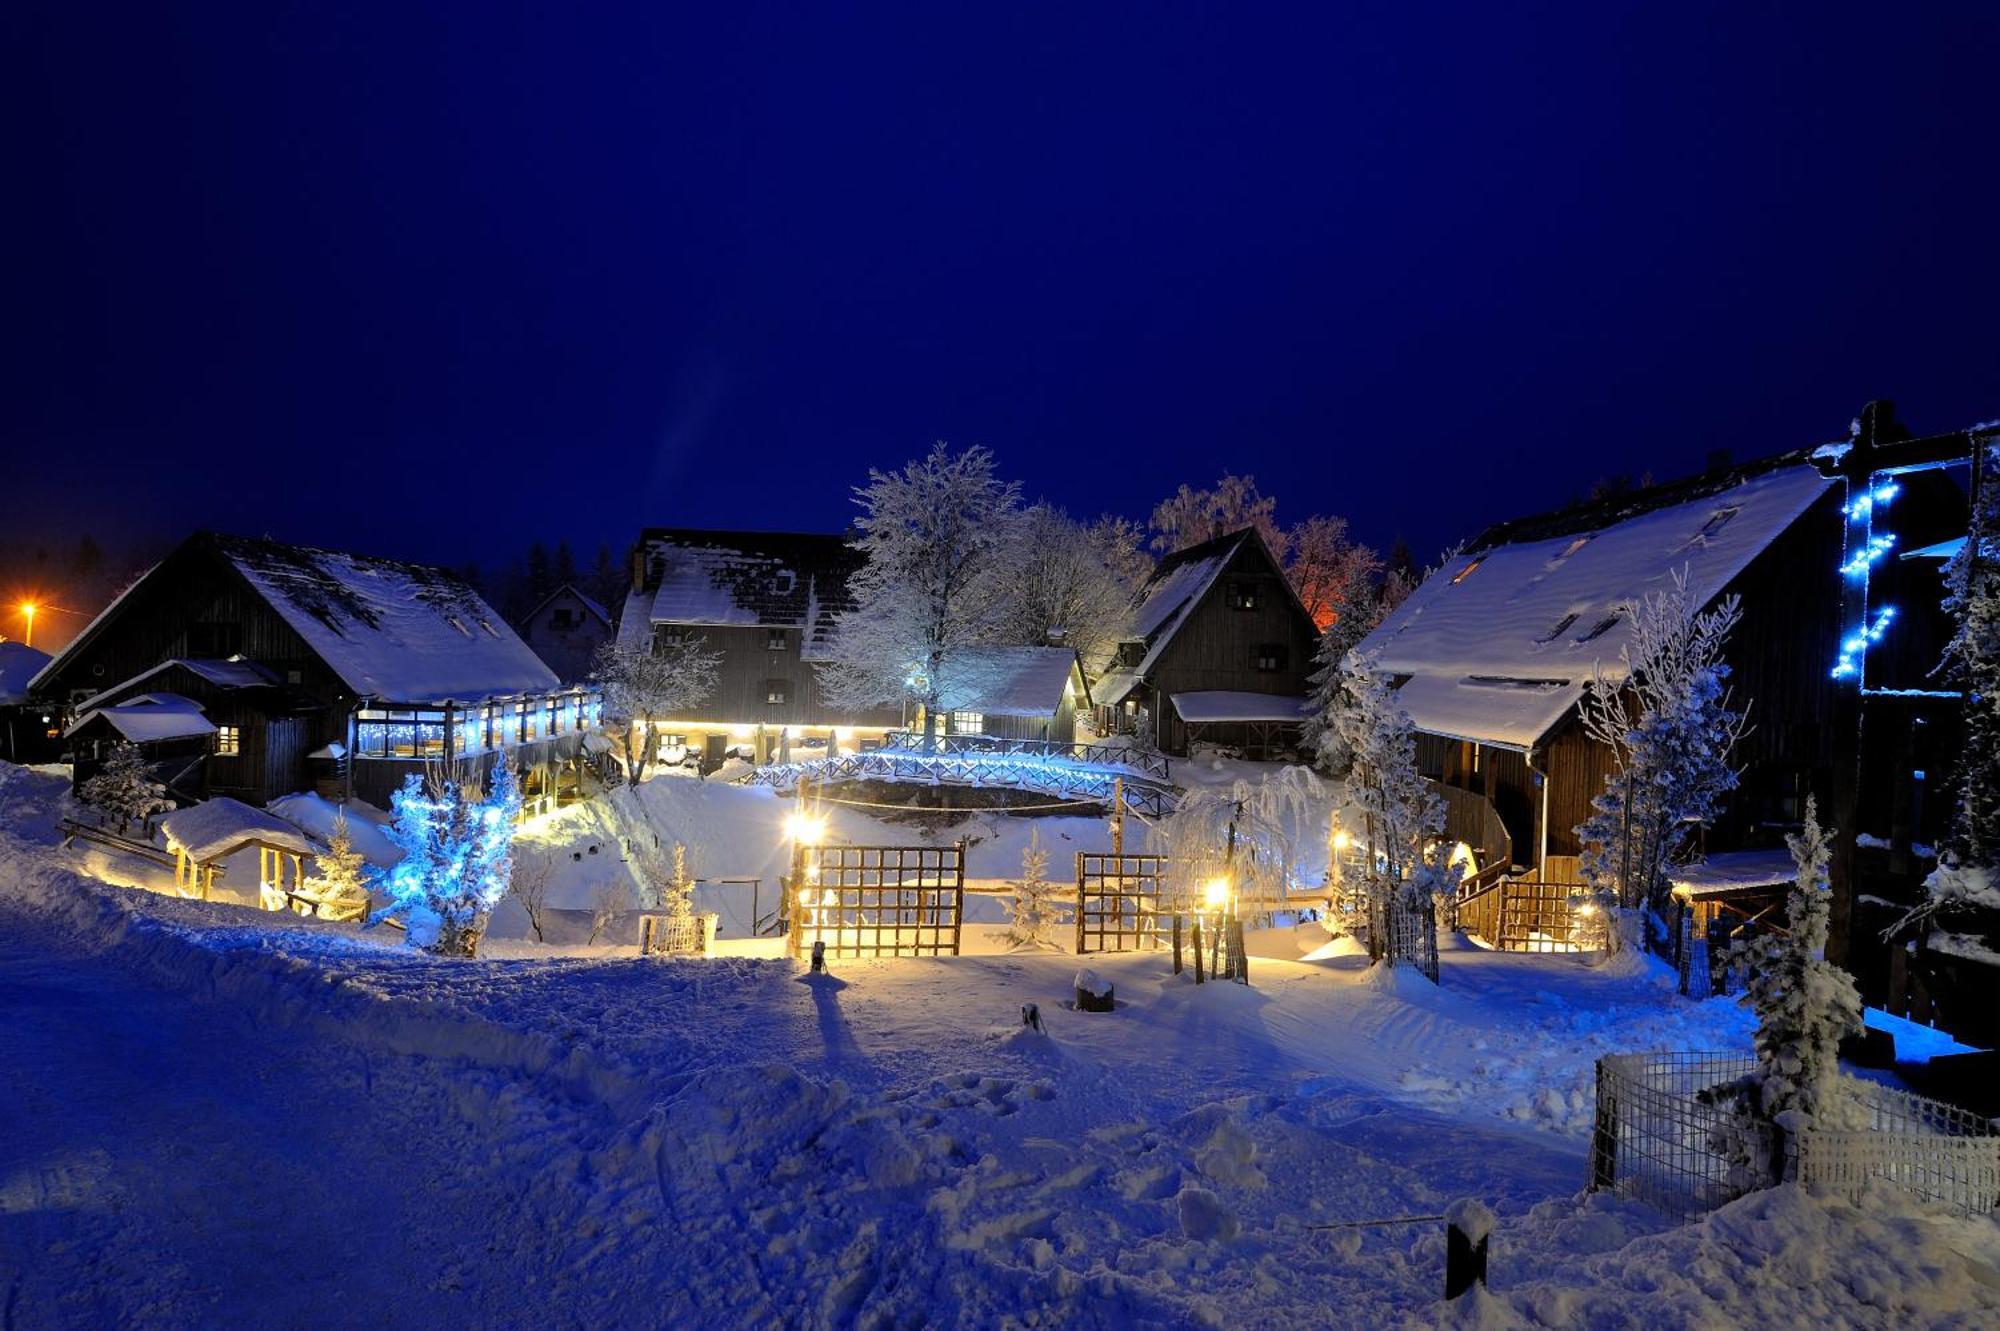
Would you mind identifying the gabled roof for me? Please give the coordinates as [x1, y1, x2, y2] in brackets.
[71, 657, 281, 715]
[937, 646, 1087, 717]
[524, 583, 612, 628]
[35, 533, 559, 706]
[160, 796, 316, 863]
[1092, 527, 1309, 704]
[65, 692, 217, 743]
[1357, 460, 1834, 749]
[617, 528, 862, 655]
[0, 641, 51, 705]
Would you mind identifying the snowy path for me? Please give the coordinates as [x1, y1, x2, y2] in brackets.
[0, 909, 611, 1329]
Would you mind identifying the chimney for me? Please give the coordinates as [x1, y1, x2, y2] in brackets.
[629, 542, 647, 593]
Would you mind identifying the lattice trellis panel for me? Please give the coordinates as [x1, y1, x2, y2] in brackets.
[1076, 853, 1171, 954]
[795, 845, 965, 958]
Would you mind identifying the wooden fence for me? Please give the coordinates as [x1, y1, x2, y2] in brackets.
[1457, 875, 1578, 952]
[790, 844, 965, 959]
[1075, 853, 1172, 954]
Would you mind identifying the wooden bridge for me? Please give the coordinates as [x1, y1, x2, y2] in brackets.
[744, 733, 1178, 817]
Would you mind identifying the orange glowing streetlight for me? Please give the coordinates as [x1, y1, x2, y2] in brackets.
[18, 603, 34, 649]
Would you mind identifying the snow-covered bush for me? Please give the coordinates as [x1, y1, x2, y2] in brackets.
[1576, 570, 1745, 950]
[1003, 828, 1063, 952]
[79, 741, 172, 835]
[376, 757, 521, 956]
[510, 852, 555, 943]
[1153, 765, 1328, 921]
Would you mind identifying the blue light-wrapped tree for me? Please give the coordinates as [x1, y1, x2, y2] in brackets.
[377, 757, 521, 956]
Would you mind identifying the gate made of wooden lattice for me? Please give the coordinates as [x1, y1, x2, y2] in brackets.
[1075, 853, 1172, 954]
[793, 845, 965, 959]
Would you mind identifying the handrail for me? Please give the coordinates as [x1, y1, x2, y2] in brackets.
[746, 749, 1175, 817]
[881, 730, 1173, 781]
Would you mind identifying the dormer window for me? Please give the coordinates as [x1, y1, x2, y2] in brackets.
[1575, 615, 1620, 643]
[1115, 641, 1145, 667]
[1535, 613, 1579, 644]
[1557, 535, 1593, 560]
[1678, 507, 1740, 550]
[1450, 558, 1484, 585]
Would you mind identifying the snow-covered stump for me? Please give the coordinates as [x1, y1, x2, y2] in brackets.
[1075, 968, 1114, 1013]
[1443, 1198, 1494, 1300]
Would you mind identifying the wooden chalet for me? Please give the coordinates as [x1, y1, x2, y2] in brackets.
[30, 532, 603, 814]
[518, 583, 613, 684]
[1090, 528, 1319, 758]
[1354, 416, 1967, 960]
[919, 645, 1091, 744]
[617, 529, 904, 768]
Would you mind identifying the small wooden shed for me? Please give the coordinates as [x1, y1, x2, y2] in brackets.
[159, 797, 317, 906]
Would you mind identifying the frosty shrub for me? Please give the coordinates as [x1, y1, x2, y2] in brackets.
[377, 757, 521, 956]
[1153, 765, 1328, 922]
[1003, 828, 1063, 952]
[1575, 569, 1745, 952]
[80, 741, 173, 835]
[510, 852, 555, 943]
[594, 636, 721, 782]
[302, 811, 373, 916]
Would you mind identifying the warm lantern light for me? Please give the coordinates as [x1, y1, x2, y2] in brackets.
[785, 810, 827, 847]
[18, 602, 34, 648]
[1202, 877, 1232, 910]
[1331, 830, 1353, 853]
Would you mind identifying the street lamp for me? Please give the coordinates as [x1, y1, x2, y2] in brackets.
[18, 603, 34, 649]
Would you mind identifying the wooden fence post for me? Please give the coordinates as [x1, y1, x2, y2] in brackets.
[1443, 1201, 1491, 1300]
[1191, 918, 1205, 984]
[1230, 919, 1248, 984]
[1172, 914, 1183, 975]
[1589, 1059, 1618, 1191]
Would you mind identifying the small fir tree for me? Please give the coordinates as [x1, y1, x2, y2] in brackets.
[80, 741, 172, 835]
[377, 757, 521, 956]
[302, 811, 373, 914]
[1004, 829, 1062, 951]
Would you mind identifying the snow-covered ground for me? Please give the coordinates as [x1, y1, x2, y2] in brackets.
[3, 762, 1996, 1328]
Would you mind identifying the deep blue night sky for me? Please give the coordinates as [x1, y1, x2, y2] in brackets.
[5, 3, 1997, 575]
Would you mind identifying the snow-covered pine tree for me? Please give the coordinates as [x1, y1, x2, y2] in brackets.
[1302, 577, 1387, 776]
[660, 842, 702, 954]
[593, 635, 721, 781]
[377, 757, 522, 956]
[1914, 441, 2000, 945]
[1326, 658, 1455, 978]
[1003, 828, 1062, 951]
[302, 811, 372, 915]
[1741, 798, 1863, 1130]
[820, 442, 1022, 739]
[1575, 569, 1745, 953]
[80, 741, 172, 835]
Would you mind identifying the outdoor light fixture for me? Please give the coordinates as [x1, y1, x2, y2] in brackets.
[1202, 877, 1232, 911]
[1331, 830, 1353, 853]
[18, 602, 34, 648]
[785, 810, 827, 846]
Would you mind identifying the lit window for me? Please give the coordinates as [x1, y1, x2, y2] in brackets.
[767, 629, 788, 651]
[1451, 558, 1484, 585]
[1226, 580, 1260, 610]
[766, 680, 790, 705]
[216, 725, 240, 756]
[950, 710, 984, 734]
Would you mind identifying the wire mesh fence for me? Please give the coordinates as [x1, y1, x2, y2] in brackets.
[1591, 1051, 2000, 1222]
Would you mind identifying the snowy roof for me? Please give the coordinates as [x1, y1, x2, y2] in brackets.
[1670, 849, 1797, 900]
[936, 647, 1083, 717]
[161, 796, 317, 863]
[211, 535, 558, 703]
[1904, 537, 1965, 561]
[1170, 691, 1314, 724]
[65, 692, 217, 743]
[619, 529, 862, 655]
[0, 641, 51, 705]
[1097, 528, 1280, 692]
[1356, 463, 1834, 749]
[72, 657, 281, 715]
[1092, 669, 1142, 708]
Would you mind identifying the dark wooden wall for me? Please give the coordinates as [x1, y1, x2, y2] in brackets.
[1149, 541, 1319, 754]
[654, 623, 902, 729]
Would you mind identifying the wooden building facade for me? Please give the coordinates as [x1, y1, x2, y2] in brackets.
[31, 532, 601, 813]
[1091, 529, 1320, 758]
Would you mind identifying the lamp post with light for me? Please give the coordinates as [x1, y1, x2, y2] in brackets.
[18, 603, 34, 649]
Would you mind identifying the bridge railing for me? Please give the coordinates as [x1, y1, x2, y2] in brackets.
[880, 730, 1172, 781]
[745, 748, 1175, 817]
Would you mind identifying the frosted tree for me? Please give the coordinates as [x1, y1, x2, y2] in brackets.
[1155, 765, 1330, 921]
[1912, 443, 2000, 942]
[80, 741, 172, 835]
[1003, 829, 1062, 951]
[1575, 570, 1746, 953]
[1285, 515, 1382, 631]
[377, 757, 521, 956]
[821, 442, 1022, 740]
[593, 633, 721, 780]
[1302, 570, 1392, 775]
[1148, 474, 1286, 557]
[1328, 657, 1457, 976]
[301, 811, 373, 916]
[1742, 799, 1863, 1126]
[510, 852, 555, 943]
[990, 503, 1142, 672]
